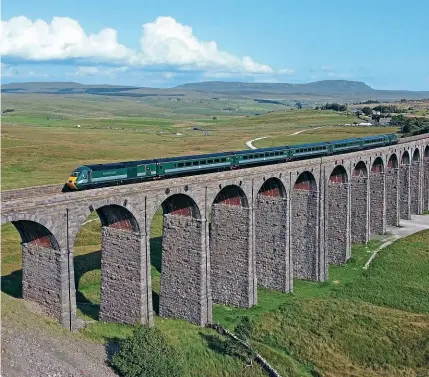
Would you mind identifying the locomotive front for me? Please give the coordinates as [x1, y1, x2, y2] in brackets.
[65, 166, 90, 190]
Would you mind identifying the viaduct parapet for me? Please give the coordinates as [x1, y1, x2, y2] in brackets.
[2, 134, 429, 330]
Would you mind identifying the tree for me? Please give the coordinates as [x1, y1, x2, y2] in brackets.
[111, 325, 184, 377]
[224, 316, 256, 367]
[361, 107, 372, 116]
[296, 102, 303, 110]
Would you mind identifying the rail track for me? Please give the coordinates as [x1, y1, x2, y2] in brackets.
[2, 134, 428, 213]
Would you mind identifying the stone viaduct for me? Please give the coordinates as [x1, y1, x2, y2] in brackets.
[2, 134, 429, 330]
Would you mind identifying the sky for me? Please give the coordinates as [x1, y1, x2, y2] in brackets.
[1, 0, 429, 90]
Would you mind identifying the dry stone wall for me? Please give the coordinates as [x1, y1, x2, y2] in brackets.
[291, 190, 318, 280]
[351, 177, 368, 243]
[400, 165, 411, 219]
[255, 195, 289, 292]
[100, 227, 145, 324]
[325, 183, 349, 264]
[22, 244, 68, 324]
[385, 168, 399, 226]
[370, 172, 385, 236]
[160, 214, 209, 326]
[210, 204, 254, 307]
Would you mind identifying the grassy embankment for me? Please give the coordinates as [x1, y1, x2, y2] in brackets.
[3, 218, 429, 376]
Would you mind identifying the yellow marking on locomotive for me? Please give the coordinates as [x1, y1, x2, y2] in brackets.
[66, 176, 78, 190]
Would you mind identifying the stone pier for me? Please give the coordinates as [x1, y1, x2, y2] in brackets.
[255, 195, 290, 292]
[160, 214, 210, 326]
[210, 203, 255, 307]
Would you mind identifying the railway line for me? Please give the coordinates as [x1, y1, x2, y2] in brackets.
[2, 133, 428, 214]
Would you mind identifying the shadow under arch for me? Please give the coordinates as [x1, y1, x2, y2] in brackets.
[213, 184, 249, 207]
[329, 165, 348, 184]
[257, 177, 287, 198]
[401, 150, 410, 165]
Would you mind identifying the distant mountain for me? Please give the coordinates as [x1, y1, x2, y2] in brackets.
[173, 80, 429, 100]
[0, 82, 139, 94]
[174, 80, 406, 94]
[2, 80, 429, 100]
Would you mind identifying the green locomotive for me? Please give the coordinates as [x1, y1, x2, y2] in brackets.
[65, 133, 398, 191]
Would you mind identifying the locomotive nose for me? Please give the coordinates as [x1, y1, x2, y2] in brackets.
[66, 176, 78, 190]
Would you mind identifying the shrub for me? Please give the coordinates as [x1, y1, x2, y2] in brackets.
[111, 325, 184, 377]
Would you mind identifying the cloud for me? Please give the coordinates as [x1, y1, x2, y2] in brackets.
[135, 17, 276, 74]
[0, 16, 132, 62]
[0, 15, 291, 76]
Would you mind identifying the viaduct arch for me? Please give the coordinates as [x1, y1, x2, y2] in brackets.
[2, 135, 428, 330]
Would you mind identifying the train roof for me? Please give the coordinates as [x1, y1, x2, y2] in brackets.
[84, 162, 127, 171]
[157, 151, 233, 162]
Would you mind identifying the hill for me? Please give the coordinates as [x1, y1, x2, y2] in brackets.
[174, 80, 374, 94]
[174, 80, 429, 99]
[2, 79, 429, 101]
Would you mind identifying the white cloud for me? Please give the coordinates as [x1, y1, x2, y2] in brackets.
[0, 15, 292, 76]
[136, 17, 274, 74]
[0, 16, 133, 62]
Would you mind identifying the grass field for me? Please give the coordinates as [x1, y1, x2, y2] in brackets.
[2, 92, 422, 376]
[1, 92, 397, 189]
[3, 215, 429, 376]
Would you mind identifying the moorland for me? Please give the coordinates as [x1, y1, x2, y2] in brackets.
[1, 80, 429, 377]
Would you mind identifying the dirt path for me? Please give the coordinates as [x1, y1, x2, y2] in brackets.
[245, 126, 326, 149]
[1, 324, 118, 377]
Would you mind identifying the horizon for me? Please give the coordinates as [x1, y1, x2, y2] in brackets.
[1, 0, 429, 90]
[2, 79, 429, 93]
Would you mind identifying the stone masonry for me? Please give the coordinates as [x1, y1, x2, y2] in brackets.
[160, 214, 209, 326]
[326, 182, 349, 264]
[255, 195, 290, 292]
[100, 227, 145, 324]
[22, 244, 70, 326]
[425, 157, 429, 211]
[400, 164, 411, 219]
[410, 161, 420, 214]
[291, 189, 318, 280]
[369, 171, 385, 236]
[2, 134, 427, 330]
[351, 175, 368, 243]
[385, 167, 399, 226]
[210, 203, 255, 307]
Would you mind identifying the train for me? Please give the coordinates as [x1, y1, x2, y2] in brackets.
[64, 133, 398, 191]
